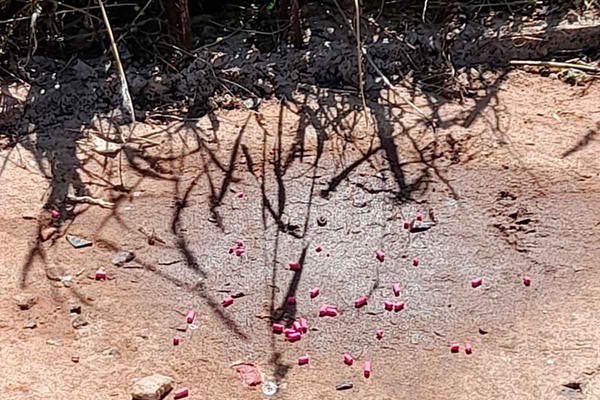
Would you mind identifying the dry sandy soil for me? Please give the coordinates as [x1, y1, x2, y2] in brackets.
[1, 71, 599, 400]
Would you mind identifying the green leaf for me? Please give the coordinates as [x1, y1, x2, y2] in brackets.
[266, 0, 277, 10]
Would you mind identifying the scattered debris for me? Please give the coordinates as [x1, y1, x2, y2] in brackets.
[232, 363, 262, 387]
[173, 336, 180, 346]
[384, 300, 394, 311]
[14, 293, 38, 310]
[310, 287, 320, 298]
[523, 275, 532, 286]
[46, 338, 62, 346]
[72, 315, 89, 329]
[158, 259, 183, 266]
[235, 191, 244, 198]
[131, 374, 174, 400]
[138, 227, 166, 245]
[46, 265, 65, 281]
[412, 257, 420, 267]
[465, 342, 473, 355]
[24, 320, 37, 329]
[375, 249, 385, 262]
[71, 356, 80, 363]
[450, 342, 460, 353]
[186, 310, 196, 324]
[50, 209, 60, 219]
[112, 250, 135, 266]
[416, 211, 423, 221]
[354, 296, 368, 308]
[66, 234, 93, 249]
[317, 216, 327, 227]
[479, 328, 489, 335]
[343, 353, 354, 365]
[336, 381, 354, 390]
[70, 304, 82, 314]
[222, 296, 234, 307]
[40, 227, 58, 241]
[392, 283, 400, 297]
[298, 355, 310, 365]
[471, 277, 483, 288]
[261, 381, 278, 396]
[289, 261, 301, 271]
[363, 361, 371, 378]
[394, 302, 405, 311]
[174, 387, 189, 399]
[315, 244, 323, 253]
[175, 325, 188, 333]
[403, 220, 411, 229]
[95, 269, 107, 280]
[560, 382, 582, 396]
[231, 291, 246, 299]
[376, 330, 383, 339]
[410, 221, 435, 233]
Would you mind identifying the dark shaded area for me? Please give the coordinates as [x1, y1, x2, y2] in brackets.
[562, 123, 599, 158]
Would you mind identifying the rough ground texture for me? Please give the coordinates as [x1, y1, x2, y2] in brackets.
[1, 69, 599, 399]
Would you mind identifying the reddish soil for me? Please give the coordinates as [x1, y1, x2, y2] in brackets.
[1, 71, 599, 399]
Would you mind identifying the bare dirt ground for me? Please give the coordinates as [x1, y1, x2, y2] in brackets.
[1, 71, 600, 399]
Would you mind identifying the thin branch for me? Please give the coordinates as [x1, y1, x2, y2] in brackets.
[353, 0, 370, 127]
[509, 60, 600, 73]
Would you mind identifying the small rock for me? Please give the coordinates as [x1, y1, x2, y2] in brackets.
[70, 304, 82, 314]
[40, 227, 58, 241]
[479, 328, 489, 335]
[316, 216, 327, 227]
[409, 221, 435, 233]
[14, 293, 38, 310]
[24, 320, 37, 329]
[336, 381, 354, 390]
[71, 356, 80, 363]
[71, 315, 89, 329]
[66, 234, 92, 249]
[112, 250, 135, 266]
[175, 325, 188, 333]
[46, 338, 62, 346]
[61, 275, 73, 287]
[515, 218, 531, 225]
[242, 97, 260, 110]
[261, 381, 277, 396]
[131, 374, 174, 400]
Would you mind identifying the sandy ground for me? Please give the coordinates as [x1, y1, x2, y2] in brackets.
[1, 71, 599, 400]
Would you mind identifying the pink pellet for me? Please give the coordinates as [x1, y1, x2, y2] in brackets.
[228, 246, 235, 254]
[186, 309, 195, 324]
[299, 317, 308, 333]
[287, 296, 297, 305]
[235, 248, 246, 257]
[375, 249, 385, 262]
[95, 269, 107, 280]
[354, 296, 368, 308]
[394, 302, 405, 311]
[392, 283, 400, 297]
[174, 387, 189, 399]
[416, 211, 423, 221]
[173, 336, 180, 346]
[236, 191, 244, 198]
[298, 355, 310, 365]
[293, 320, 303, 332]
[236, 239, 245, 248]
[471, 277, 483, 288]
[222, 296, 234, 307]
[523, 275, 531, 286]
[309, 287, 320, 298]
[376, 329, 383, 339]
[363, 361, 371, 378]
[272, 323, 284, 334]
[50, 209, 60, 219]
[319, 304, 337, 317]
[403, 220, 411, 229]
[465, 342, 473, 355]
[412, 257, 420, 267]
[284, 328, 297, 336]
[315, 244, 322, 253]
[343, 353, 354, 365]
[286, 331, 302, 341]
[450, 342, 460, 353]
[384, 300, 394, 311]
[289, 261, 301, 271]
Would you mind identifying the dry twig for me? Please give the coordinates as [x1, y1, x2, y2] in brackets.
[67, 194, 115, 208]
[509, 60, 600, 73]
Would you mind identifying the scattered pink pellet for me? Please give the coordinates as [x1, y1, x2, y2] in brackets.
[523, 275, 531, 286]
[284, 328, 297, 336]
[319, 304, 337, 317]
[343, 353, 354, 365]
[293, 320, 303, 332]
[287, 296, 297, 305]
[186, 309, 196, 324]
[416, 211, 423, 221]
[174, 387, 189, 399]
[173, 336, 180, 346]
[289, 261, 301, 271]
[363, 361, 371, 378]
[286, 331, 302, 341]
[272, 323, 284, 334]
[375, 249, 385, 262]
[392, 283, 400, 297]
[384, 300, 394, 311]
[299, 317, 308, 333]
[450, 342, 460, 353]
[236, 191, 244, 198]
[235, 248, 246, 257]
[50, 209, 60, 219]
[298, 355, 310, 365]
[309, 287, 320, 298]
[394, 302, 405, 311]
[354, 296, 368, 308]
[412, 257, 420, 267]
[236, 239, 245, 248]
[471, 277, 483, 288]
[228, 246, 235, 254]
[376, 329, 383, 339]
[222, 296, 234, 307]
[465, 342, 473, 355]
[315, 244, 322, 253]
[403, 220, 411, 229]
[95, 269, 107, 280]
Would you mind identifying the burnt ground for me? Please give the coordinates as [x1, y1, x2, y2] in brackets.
[0, 70, 599, 399]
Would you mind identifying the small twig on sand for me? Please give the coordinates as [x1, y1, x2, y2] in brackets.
[509, 60, 600, 73]
[67, 194, 115, 208]
[353, 0, 370, 127]
[97, 0, 136, 128]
